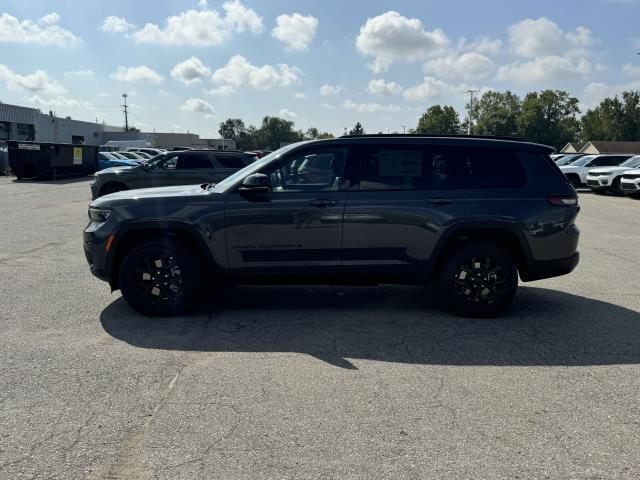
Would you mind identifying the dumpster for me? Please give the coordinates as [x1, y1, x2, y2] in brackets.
[7, 141, 98, 180]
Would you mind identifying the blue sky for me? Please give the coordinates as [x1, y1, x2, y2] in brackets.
[0, 0, 639, 138]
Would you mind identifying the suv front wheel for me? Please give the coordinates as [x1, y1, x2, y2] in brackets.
[437, 242, 518, 317]
[119, 239, 202, 316]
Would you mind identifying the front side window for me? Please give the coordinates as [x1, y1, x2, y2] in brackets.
[215, 155, 246, 169]
[263, 148, 347, 192]
[174, 153, 212, 169]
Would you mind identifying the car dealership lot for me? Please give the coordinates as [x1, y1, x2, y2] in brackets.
[0, 177, 639, 479]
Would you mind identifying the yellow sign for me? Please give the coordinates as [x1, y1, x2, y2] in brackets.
[73, 147, 83, 165]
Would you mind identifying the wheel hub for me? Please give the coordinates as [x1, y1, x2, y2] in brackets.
[134, 254, 184, 304]
[453, 256, 505, 305]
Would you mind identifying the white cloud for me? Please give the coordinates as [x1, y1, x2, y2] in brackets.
[424, 52, 494, 81]
[367, 79, 402, 95]
[101, 16, 135, 33]
[27, 95, 92, 109]
[272, 13, 318, 51]
[0, 12, 80, 47]
[507, 17, 594, 58]
[39, 13, 60, 25]
[497, 55, 594, 83]
[457, 36, 503, 55]
[171, 56, 211, 85]
[131, 1, 263, 46]
[320, 83, 343, 96]
[211, 55, 301, 90]
[279, 108, 297, 118]
[64, 69, 94, 77]
[0, 64, 66, 95]
[205, 85, 235, 96]
[321, 103, 336, 110]
[402, 76, 485, 102]
[581, 79, 640, 109]
[181, 97, 215, 115]
[342, 99, 402, 113]
[110, 65, 163, 84]
[355, 11, 449, 73]
[293, 92, 307, 99]
[622, 63, 640, 77]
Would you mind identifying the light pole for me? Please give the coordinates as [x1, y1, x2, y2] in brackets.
[402, 125, 406, 134]
[463, 89, 478, 135]
[122, 93, 129, 132]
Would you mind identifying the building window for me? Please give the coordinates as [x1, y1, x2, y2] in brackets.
[0, 121, 10, 140]
[16, 123, 35, 141]
[72, 135, 85, 144]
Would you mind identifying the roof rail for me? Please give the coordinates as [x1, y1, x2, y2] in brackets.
[340, 133, 525, 142]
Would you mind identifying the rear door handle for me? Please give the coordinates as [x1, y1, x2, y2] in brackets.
[427, 198, 455, 205]
[309, 198, 338, 207]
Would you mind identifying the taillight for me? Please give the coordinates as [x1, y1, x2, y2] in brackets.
[547, 195, 578, 206]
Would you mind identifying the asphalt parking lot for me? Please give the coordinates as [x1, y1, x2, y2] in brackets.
[0, 176, 639, 480]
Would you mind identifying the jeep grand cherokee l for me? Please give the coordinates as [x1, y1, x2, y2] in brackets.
[83, 135, 580, 318]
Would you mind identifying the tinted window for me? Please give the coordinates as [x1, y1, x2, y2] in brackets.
[176, 154, 212, 169]
[215, 155, 246, 168]
[461, 148, 527, 188]
[263, 148, 347, 192]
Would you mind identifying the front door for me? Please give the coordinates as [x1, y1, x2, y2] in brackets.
[225, 146, 350, 271]
[342, 144, 467, 271]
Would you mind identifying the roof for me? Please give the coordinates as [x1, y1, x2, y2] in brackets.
[0, 102, 37, 124]
[318, 134, 554, 153]
[581, 141, 640, 154]
[560, 142, 584, 153]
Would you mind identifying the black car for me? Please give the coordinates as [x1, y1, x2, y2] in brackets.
[90, 149, 255, 198]
[83, 135, 580, 318]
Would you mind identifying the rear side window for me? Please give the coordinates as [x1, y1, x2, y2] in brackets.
[461, 148, 527, 188]
[215, 155, 246, 168]
[176, 153, 212, 169]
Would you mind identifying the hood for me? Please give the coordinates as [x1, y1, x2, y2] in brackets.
[588, 166, 632, 174]
[95, 165, 137, 175]
[622, 168, 640, 175]
[90, 184, 210, 208]
[559, 165, 580, 172]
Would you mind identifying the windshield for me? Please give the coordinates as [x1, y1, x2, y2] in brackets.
[567, 155, 595, 167]
[212, 142, 309, 192]
[556, 154, 582, 166]
[619, 156, 640, 168]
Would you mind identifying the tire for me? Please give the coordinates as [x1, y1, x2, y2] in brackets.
[437, 242, 518, 318]
[567, 175, 581, 189]
[609, 178, 623, 196]
[119, 239, 202, 316]
[99, 182, 127, 197]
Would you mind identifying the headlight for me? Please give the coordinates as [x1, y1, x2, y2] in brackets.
[88, 207, 112, 222]
[598, 172, 612, 176]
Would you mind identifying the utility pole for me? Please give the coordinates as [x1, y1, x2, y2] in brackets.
[402, 125, 406, 134]
[122, 93, 129, 132]
[463, 89, 478, 135]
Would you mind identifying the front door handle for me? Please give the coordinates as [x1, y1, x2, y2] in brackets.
[427, 198, 455, 205]
[309, 198, 338, 207]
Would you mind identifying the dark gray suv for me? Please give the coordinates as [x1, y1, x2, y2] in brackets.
[83, 135, 580, 317]
[90, 149, 255, 199]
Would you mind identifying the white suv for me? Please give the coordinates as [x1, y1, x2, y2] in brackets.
[620, 168, 640, 197]
[586, 155, 640, 194]
[560, 154, 633, 188]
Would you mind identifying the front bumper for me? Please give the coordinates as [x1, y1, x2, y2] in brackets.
[586, 177, 610, 190]
[521, 252, 580, 282]
[620, 180, 640, 192]
[83, 221, 114, 283]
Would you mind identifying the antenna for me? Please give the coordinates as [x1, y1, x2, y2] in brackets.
[122, 93, 129, 132]
[463, 89, 479, 135]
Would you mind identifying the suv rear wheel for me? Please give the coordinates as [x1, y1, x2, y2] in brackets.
[119, 239, 202, 316]
[437, 242, 518, 317]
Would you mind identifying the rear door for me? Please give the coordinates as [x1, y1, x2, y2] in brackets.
[341, 143, 466, 272]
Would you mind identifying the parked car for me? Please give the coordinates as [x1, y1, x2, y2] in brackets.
[620, 168, 640, 197]
[90, 149, 255, 198]
[586, 155, 640, 194]
[97, 152, 139, 171]
[132, 151, 153, 160]
[117, 151, 146, 161]
[559, 154, 633, 187]
[126, 147, 166, 157]
[550, 154, 565, 161]
[84, 135, 580, 318]
[555, 153, 585, 166]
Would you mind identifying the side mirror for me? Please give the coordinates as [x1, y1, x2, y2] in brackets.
[239, 173, 271, 194]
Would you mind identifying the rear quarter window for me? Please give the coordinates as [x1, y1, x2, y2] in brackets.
[461, 148, 528, 188]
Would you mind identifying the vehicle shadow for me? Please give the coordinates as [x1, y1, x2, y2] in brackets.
[12, 176, 92, 184]
[100, 285, 640, 369]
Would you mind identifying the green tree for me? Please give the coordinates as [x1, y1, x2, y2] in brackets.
[581, 91, 640, 142]
[471, 91, 522, 136]
[349, 122, 365, 135]
[257, 116, 303, 150]
[517, 90, 580, 149]
[218, 118, 246, 145]
[416, 105, 461, 134]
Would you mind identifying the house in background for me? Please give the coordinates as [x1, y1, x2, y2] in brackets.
[560, 142, 584, 153]
[579, 141, 640, 155]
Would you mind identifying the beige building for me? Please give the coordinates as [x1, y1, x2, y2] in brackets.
[560, 142, 584, 153]
[579, 141, 640, 155]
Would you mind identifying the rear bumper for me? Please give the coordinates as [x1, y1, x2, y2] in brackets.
[520, 252, 579, 282]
